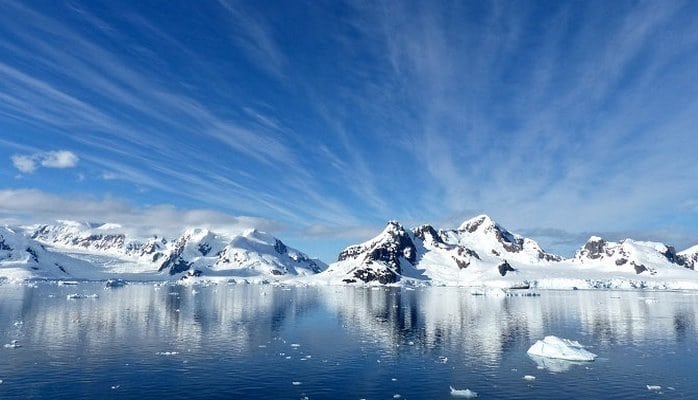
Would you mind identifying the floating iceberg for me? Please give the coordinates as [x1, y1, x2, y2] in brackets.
[527, 336, 597, 361]
[105, 279, 127, 288]
[66, 293, 99, 299]
[449, 386, 478, 398]
[3, 340, 21, 349]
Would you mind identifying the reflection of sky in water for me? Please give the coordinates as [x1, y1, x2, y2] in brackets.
[0, 284, 697, 399]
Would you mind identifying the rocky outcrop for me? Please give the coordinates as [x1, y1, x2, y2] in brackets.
[336, 221, 417, 284]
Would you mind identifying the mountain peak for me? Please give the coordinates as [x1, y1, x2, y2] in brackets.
[458, 214, 497, 232]
[382, 220, 406, 236]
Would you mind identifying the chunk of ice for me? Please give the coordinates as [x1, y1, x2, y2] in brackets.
[292, 381, 301, 386]
[3, 340, 21, 349]
[647, 385, 661, 391]
[450, 386, 478, 398]
[527, 336, 597, 361]
[523, 375, 536, 381]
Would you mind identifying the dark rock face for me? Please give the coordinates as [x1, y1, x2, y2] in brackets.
[452, 247, 480, 269]
[633, 262, 648, 274]
[25, 247, 39, 263]
[538, 250, 562, 262]
[663, 245, 693, 269]
[287, 252, 323, 273]
[679, 253, 696, 270]
[663, 246, 680, 264]
[582, 238, 607, 259]
[158, 236, 191, 275]
[498, 261, 516, 276]
[463, 217, 487, 233]
[0, 238, 12, 251]
[337, 221, 416, 283]
[273, 239, 288, 255]
[338, 222, 416, 273]
[413, 225, 443, 246]
[198, 242, 212, 256]
[615, 258, 628, 266]
[352, 264, 399, 284]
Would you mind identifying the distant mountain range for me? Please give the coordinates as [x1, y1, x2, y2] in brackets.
[2, 215, 697, 289]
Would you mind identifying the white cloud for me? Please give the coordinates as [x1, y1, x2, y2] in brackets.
[40, 150, 79, 168]
[10, 150, 79, 174]
[10, 154, 37, 173]
[0, 189, 283, 238]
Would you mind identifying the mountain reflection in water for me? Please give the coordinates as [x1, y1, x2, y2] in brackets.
[0, 283, 697, 399]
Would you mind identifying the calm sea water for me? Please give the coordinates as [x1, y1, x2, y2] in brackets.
[1, 283, 697, 399]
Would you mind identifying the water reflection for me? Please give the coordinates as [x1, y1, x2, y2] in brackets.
[1, 284, 697, 366]
[320, 287, 698, 366]
[0, 283, 322, 358]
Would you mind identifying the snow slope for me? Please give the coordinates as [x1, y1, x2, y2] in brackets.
[157, 228, 326, 280]
[23, 222, 326, 282]
[0, 226, 104, 282]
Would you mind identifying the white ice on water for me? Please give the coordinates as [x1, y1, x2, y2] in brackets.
[3, 340, 21, 349]
[450, 386, 478, 398]
[527, 336, 597, 361]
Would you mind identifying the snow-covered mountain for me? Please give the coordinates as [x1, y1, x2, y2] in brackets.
[0, 226, 100, 281]
[157, 228, 325, 278]
[20, 221, 326, 282]
[573, 236, 692, 274]
[3, 215, 697, 289]
[318, 215, 561, 285]
[313, 215, 698, 289]
[30, 220, 168, 263]
[678, 244, 698, 270]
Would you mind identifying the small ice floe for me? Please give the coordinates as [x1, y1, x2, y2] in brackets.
[13, 321, 23, 327]
[58, 280, 79, 286]
[393, 394, 401, 399]
[646, 385, 662, 392]
[66, 293, 97, 300]
[438, 356, 448, 364]
[523, 375, 536, 381]
[105, 279, 127, 289]
[449, 386, 478, 398]
[391, 378, 397, 382]
[111, 385, 120, 390]
[0, 379, 3, 384]
[4, 340, 21, 349]
[156, 351, 179, 356]
[292, 381, 302, 386]
[191, 289, 199, 295]
[290, 343, 301, 348]
[527, 336, 597, 361]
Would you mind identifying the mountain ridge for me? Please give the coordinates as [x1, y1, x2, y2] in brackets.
[2, 215, 697, 288]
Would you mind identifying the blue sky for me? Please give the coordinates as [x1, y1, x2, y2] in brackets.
[1, 0, 698, 261]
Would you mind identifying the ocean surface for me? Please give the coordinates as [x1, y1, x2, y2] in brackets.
[1, 283, 697, 399]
